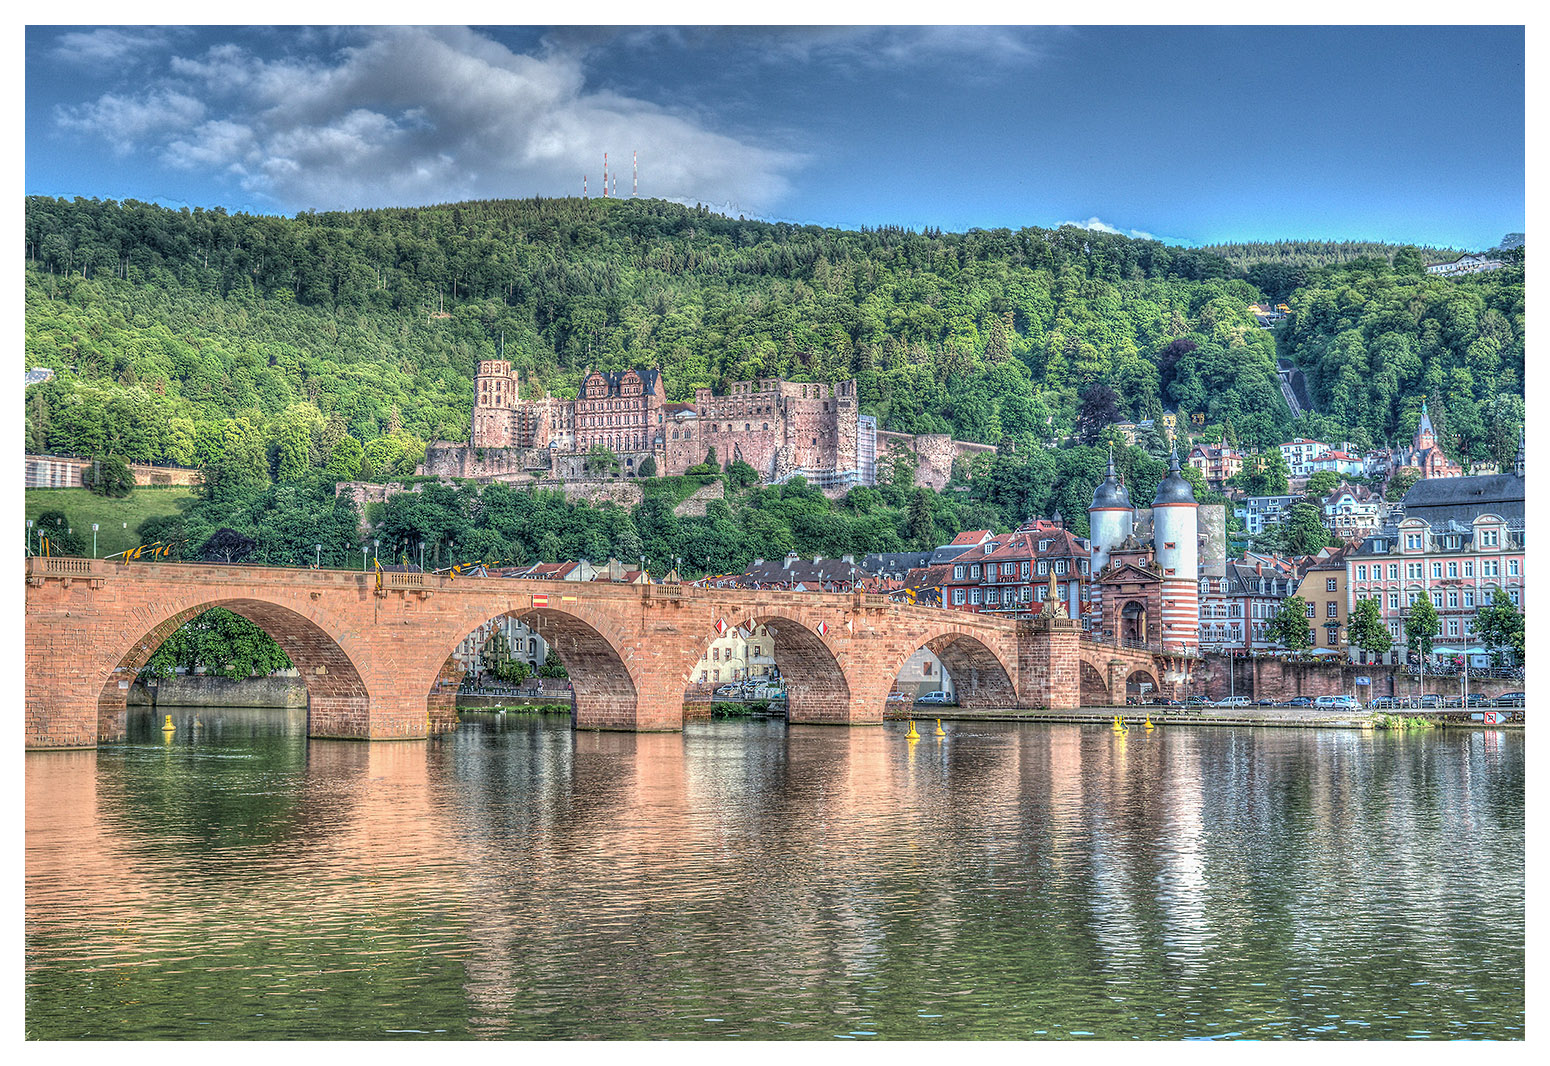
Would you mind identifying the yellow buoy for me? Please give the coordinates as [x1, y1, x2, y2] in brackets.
[935, 719, 946, 737]
[905, 720, 919, 740]
[1145, 715, 1155, 730]
[161, 714, 175, 732]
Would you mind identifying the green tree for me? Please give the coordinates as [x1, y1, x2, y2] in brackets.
[907, 488, 936, 550]
[1472, 587, 1524, 664]
[481, 630, 531, 684]
[80, 455, 135, 498]
[33, 510, 85, 555]
[538, 647, 569, 678]
[726, 459, 759, 491]
[1384, 470, 1421, 502]
[1404, 595, 1440, 661]
[636, 455, 657, 478]
[1347, 596, 1393, 661]
[1231, 448, 1289, 497]
[325, 434, 364, 481]
[584, 445, 620, 478]
[1267, 596, 1313, 652]
[1283, 502, 1332, 555]
[1304, 470, 1340, 499]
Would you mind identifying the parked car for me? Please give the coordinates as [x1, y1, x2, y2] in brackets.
[916, 690, 954, 705]
[1314, 695, 1360, 710]
[1215, 696, 1252, 708]
[1368, 696, 1398, 709]
[886, 692, 910, 703]
[1281, 696, 1313, 707]
[1417, 694, 1441, 709]
[1255, 698, 1277, 706]
[1148, 697, 1182, 707]
[1495, 692, 1525, 707]
[713, 684, 743, 697]
[1464, 693, 1492, 707]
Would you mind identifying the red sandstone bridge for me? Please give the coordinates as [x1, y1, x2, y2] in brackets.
[23, 557, 1196, 750]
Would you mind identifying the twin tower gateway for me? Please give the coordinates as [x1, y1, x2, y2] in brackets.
[1088, 448, 1201, 653]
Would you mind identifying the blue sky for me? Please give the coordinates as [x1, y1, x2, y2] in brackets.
[24, 24, 1525, 249]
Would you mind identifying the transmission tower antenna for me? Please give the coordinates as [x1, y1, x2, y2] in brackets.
[633, 150, 638, 197]
[603, 152, 608, 198]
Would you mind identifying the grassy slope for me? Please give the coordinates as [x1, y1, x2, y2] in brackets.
[24, 487, 196, 557]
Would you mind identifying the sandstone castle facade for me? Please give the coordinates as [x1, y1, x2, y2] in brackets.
[421, 361, 993, 494]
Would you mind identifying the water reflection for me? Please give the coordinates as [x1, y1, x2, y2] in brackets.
[25, 709, 1524, 1040]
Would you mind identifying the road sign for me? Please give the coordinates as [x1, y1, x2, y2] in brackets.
[1483, 711, 1503, 725]
[1355, 676, 1371, 686]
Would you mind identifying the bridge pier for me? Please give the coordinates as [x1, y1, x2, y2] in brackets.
[1015, 617, 1081, 710]
[1106, 660, 1129, 707]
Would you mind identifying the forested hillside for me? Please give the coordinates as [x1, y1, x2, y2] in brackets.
[1280, 255, 1524, 468]
[24, 195, 1285, 461]
[23, 195, 1523, 482]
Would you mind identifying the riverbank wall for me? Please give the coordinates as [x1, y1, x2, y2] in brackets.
[1196, 654, 1521, 703]
[129, 674, 307, 708]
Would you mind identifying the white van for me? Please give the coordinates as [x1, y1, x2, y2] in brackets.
[1215, 696, 1252, 708]
[1313, 695, 1360, 709]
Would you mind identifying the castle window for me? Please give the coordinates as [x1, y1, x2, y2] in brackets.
[763, 424, 768, 431]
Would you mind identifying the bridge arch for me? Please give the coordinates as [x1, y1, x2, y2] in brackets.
[875, 626, 1019, 712]
[95, 597, 371, 742]
[717, 611, 851, 724]
[1080, 660, 1112, 706]
[429, 606, 643, 731]
[1125, 668, 1161, 701]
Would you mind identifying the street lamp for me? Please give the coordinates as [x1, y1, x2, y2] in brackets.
[640, 554, 646, 582]
[92, 523, 99, 559]
[315, 543, 322, 568]
[26, 519, 33, 556]
[362, 546, 369, 572]
[675, 556, 682, 583]
[373, 538, 379, 568]
[419, 541, 425, 573]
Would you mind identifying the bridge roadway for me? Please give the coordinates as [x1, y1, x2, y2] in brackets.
[23, 556, 1189, 749]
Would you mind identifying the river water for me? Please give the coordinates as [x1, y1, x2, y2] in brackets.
[25, 709, 1524, 1040]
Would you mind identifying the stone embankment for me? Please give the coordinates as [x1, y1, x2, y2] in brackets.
[129, 674, 307, 708]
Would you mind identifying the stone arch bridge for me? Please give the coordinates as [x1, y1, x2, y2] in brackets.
[23, 557, 1194, 749]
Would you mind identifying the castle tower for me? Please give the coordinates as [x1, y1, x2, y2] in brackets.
[1151, 447, 1199, 651]
[472, 358, 520, 448]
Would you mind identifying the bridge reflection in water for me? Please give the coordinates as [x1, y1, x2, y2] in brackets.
[24, 557, 1194, 749]
[24, 713, 1524, 1038]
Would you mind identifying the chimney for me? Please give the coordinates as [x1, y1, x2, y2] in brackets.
[841, 554, 854, 565]
[784, 552, 799, 569]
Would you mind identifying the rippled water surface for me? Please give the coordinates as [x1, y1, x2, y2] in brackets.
[26, 710, 1524, 1039]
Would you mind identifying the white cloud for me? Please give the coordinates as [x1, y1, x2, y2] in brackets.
[52, 28, 182, 65]
[57, 89, 207, 155]
[55, 26, 804, 214]
[1059, 216, 1161, 242]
